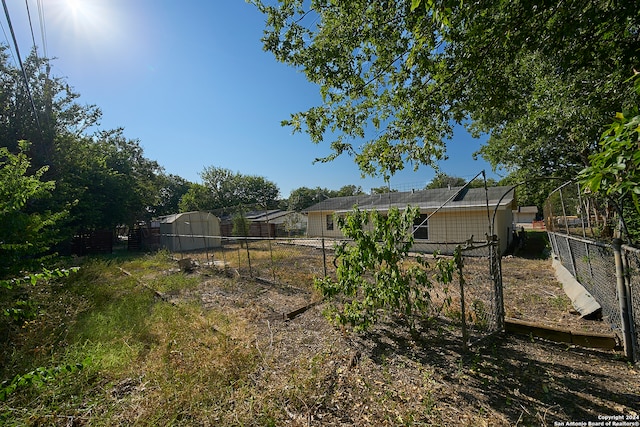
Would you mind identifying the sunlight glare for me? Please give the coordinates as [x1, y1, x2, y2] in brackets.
[53, 0, 127, 52]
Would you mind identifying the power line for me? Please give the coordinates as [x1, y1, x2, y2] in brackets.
[0, 19, 18, 68]
[36, 0, 47, 59]
[24, 0, 38, 55]
[1, 0, 42, 131]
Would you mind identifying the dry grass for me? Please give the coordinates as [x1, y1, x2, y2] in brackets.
[1, 241, 638, 426]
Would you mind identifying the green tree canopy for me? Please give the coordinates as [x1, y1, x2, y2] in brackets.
[425, 172, 498, 190]
[288, 185, 367, 211]
[52, 130, 163, 230]
[0, 46, 174, 234]
[425, 172, 466, 189]
[153, 173, 192, 217]
[180, 166, 280, 212]
[0, 142, 63, 278]
[252, 0, 639, 183]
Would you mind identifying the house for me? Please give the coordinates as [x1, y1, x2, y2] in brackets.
[304, 186, 516, 254]
[512, 206, 539, 227]
[220, 210, 307, 237]
[158, 211, 221, 252]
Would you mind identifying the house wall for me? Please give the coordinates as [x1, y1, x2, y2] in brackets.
[306, 211, 346, 238]
[513, 211, 537, 225]
[307, 207, 514, 254]
[160, 212, 221, 252]
[493, 208, 514, 254]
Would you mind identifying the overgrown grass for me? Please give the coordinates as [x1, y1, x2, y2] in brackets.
[0, 251, 263, 426]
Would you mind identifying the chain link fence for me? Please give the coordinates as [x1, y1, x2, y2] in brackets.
[547, 233, 621, 332]
[139, 176, 509, 348]
[159, 234, 504, 348]
[545, 181, 639, 362]
[457, 243, 505, 346]
[623, 244, 640, 360]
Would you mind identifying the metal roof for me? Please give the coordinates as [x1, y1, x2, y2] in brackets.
[157, 211, 219, 224]
[303, 186, 515, 213]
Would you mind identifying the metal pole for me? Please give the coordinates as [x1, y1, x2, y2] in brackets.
[613, 238, 634, 361]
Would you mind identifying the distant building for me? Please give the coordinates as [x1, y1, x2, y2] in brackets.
[304, 186, 516, 254]
[158, 211, 221, 252]
[512, 206, 539, 227]
[220, 210, 307, 237]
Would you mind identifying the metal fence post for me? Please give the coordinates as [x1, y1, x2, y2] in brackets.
[620, 246, 638, 362]
[491, 238, 505, 332]
[321, 237, 327, 278]
[613, 238, 634, 361]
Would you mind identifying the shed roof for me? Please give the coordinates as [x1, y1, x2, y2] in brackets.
[514, 206, 539, 214]
[244, 210, 291, 222]
[303, 186, 515, 213]
[156, 211, 219, 224]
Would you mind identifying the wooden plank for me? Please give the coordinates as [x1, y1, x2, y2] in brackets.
[505, 318, 619, 350]
[285, 300, 323, 321]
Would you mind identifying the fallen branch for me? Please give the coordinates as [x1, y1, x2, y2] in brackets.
[117, 267, 175, 305]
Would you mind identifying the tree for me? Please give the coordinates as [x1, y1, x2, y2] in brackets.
[182, 166, 281, 212]
[315, 205, 456, 332]
[0, 142, 64, 278]
[288, 185, 366, 211]
[580, 74, 640, 243]
[0, 47, 101, 176]
[1, 47, 166, 234]
[425, 172, 467, 189]
[334, 185, 365, 197]
[370, 185, 397, 194]
[252, 1, 639, 183]
[152, 174, 192, 217]
[179, 183, 214, 213]
[288, 186, 334, 211]
[53, 130, 163, 230]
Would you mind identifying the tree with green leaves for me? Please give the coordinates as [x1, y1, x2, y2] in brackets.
[288, 185, 366, 211]
[287, 186, 323, 211]
[153, 173, 192, 217]
[334, 184, 365, 197]
[179, 183, 214, 213]
[315, 206, 455, 332]
[252, 0, 639, 185]
[180, 166, 280, 212]
[425, 172, 466, 189]
[580, 74, 640, 243]
[425, 172, 498, 190]
[1, 46, 166, 234]
[0, 142, 64, 278]
[52, 129, 163, 231]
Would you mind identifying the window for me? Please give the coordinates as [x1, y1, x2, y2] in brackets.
[326, 214, 334, 231]
[413, 214, 428, 239]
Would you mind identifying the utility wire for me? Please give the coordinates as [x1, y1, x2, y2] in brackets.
[1, 0, 42, 131]
[0, 20, 18, 68]
[36, 0, 47, 59]
[24, 0, 38, 56]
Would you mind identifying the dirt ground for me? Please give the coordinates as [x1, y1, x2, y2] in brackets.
[172, 235, 639, 426]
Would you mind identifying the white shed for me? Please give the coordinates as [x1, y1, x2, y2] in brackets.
[159, 211, 221, 252]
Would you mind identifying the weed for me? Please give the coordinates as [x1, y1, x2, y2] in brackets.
[549, 295, 570, 311]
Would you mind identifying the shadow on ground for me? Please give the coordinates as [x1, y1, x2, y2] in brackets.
[354, 315, 638, 425]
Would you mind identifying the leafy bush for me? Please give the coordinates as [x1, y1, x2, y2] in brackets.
[0, 141, 65, 278]
[315, 206, 455, 332]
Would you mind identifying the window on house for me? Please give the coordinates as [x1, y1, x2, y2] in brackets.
[326, 214, 334, 231]
[413, 214, 429, 239]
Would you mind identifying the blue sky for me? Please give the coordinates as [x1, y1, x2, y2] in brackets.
[3, 0, 502, 198]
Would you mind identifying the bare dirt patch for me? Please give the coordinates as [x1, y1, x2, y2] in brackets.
[173, 244, 639, 426]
